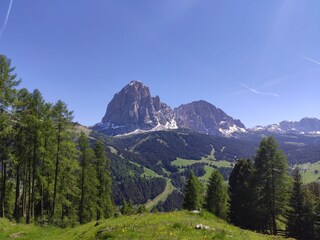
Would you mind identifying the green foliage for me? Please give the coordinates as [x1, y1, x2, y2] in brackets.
[229, 159, 255, 229]
[0, 57, 113, 227]
[286, 168, 304, 239]
[314, 202, 320, 239]
[254, 137, 290, 234]
[204, 170, 228, 219]
[94, 141, 114, 219]
[183, 171, 203, 210]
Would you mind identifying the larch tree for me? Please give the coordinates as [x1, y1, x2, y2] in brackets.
[0, 55, 20, 218]
[78, 132, 98, 224]
[94, 140, 114, 220]
[51, 100, 74, 220]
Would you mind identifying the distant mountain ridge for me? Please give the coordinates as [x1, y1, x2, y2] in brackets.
[92, 81, 246, 136]
[249, 117, 320, 135]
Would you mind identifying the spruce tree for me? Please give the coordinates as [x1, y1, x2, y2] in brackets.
[183, 171, 202, 210]
[254, 136, 290, 234]
[286, 168, 304, 239]
[205, 170, 228, 219]
[229, 159, 255, 229]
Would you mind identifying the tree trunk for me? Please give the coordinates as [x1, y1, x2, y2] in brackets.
[14, 163, 20, 221]
[31, 130, 37, 219]
[0, 158, 6, 218]
[51, 123, 61, 219]
[26, 156, 31, 224]
[79, 152, 85, 224]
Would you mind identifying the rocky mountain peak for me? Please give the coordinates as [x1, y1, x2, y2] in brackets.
[174, 100, 246, 136]
[97, 81, 176, 135]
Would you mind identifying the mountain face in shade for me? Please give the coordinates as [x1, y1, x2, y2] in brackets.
[95, 81, 176, 135]
[93, 81, 246, 136]
[174, 100, 246, 136]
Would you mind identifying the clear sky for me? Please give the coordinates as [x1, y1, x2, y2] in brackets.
[0, 0, 319, 127]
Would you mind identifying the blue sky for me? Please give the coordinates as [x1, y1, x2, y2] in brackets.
[0, 0, 319, 127]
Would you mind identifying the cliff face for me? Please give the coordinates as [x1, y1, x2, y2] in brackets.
[98, 81, 175, 135]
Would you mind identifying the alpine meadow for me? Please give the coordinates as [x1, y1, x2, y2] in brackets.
[1, 1, 320, 239]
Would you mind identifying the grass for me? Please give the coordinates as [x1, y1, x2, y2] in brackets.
[141, 167, 160, 178]
[171, 158, 232, 168]
[145, 179, 175, 210]
[199, 165, 216, 181]
[294, 160, 320, 183]
[0, 211, 290, 240]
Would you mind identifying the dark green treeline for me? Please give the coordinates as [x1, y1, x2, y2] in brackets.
[0, 55, 114, 225]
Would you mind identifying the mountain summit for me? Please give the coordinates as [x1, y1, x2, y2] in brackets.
[96, 81, 176, 135]
[92, 81, 246, 136]
[174, 100, 246, 136]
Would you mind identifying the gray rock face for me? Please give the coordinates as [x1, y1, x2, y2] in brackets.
[97, 81, 175, 135]
[174, 100, 246, 136]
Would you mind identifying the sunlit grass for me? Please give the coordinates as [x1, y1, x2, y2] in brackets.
[0, 211, 290, 240]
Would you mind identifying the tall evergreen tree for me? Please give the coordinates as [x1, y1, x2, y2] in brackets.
[51, 100, 74, 220]
[183, 171, 202, 210]
[228, 159, 255, 229]
[78, 132, 98, 224]
[94, 141, 114, 219]
[204, 170, 228, 219]
[0, 55, 20, 218]
[286, 168, 304, 239]
[254, 136, 290, 234]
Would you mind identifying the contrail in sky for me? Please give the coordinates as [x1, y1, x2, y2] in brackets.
[0, 0, 14, 39]
[299, 54, 320, 66]
[238, 82, 279, 97]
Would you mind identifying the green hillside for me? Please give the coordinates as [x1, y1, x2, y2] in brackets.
[0, 211, 289, 240]
[295, 160, 320, 183]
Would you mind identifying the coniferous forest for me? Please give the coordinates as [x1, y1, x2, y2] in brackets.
[0, 55, 114, 225]
[1, 55, 320, 239]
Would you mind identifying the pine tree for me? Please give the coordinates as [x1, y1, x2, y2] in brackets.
[286, 168, 304, 239]
[254, 136, 290, 234]
[228, 159, 255, 229]
[204, 169, 228, 219]
[183, 171, 202, 210]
